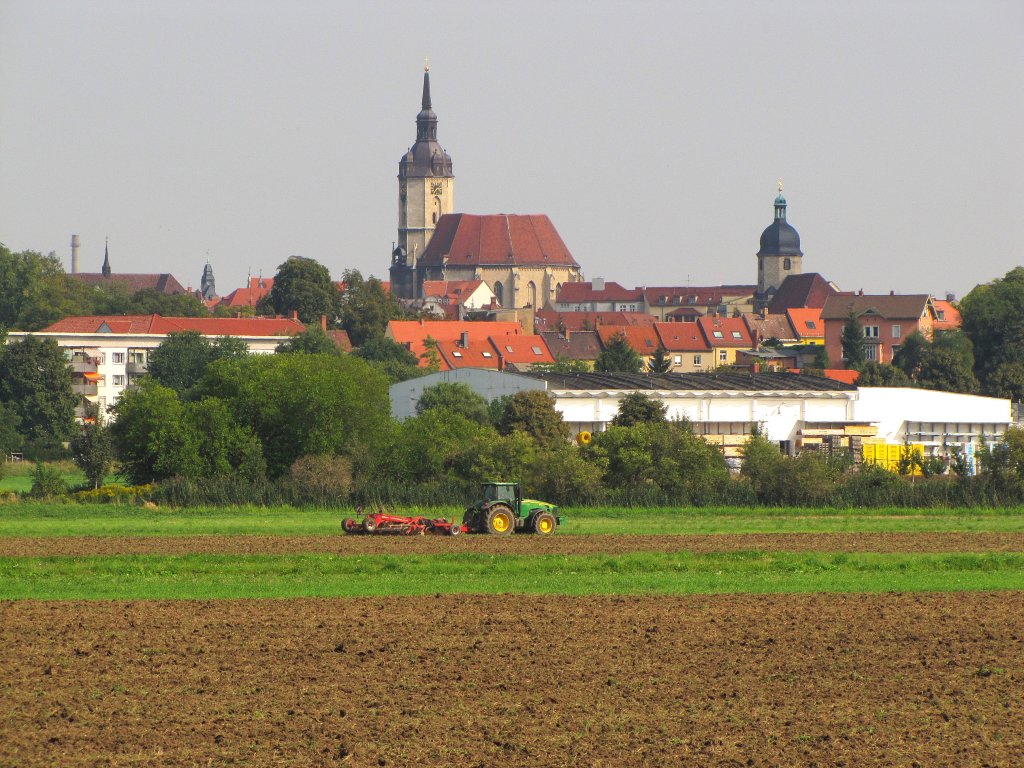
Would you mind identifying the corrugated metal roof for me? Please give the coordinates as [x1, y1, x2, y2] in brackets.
[522, 371, 856, 392]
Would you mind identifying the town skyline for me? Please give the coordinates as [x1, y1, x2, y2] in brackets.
[1, 1, 1021, 300]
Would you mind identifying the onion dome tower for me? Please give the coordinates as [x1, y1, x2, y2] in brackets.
[391, 60, 455, 300]
[754, 182, 803, 311]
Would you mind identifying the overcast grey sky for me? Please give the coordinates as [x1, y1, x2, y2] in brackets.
[1, 0, 1021, 300]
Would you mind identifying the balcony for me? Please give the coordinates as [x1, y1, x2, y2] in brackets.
[126, 361, 149, 374]
[69, 354, 100, 373]
[73, 382, 98, 396]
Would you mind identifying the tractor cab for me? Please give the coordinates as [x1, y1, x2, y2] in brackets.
[481, 482, 521, 509]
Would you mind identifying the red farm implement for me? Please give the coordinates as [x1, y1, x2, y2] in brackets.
[342, 507, 464, 536]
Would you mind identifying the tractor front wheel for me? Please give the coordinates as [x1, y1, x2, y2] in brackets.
[532, 511, 557, 536]
[484, 504, 515, 536]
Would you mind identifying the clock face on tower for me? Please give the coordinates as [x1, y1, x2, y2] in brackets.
[430, 181, 443, 195]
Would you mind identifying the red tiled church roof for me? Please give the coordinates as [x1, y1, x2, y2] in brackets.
[419, 214, 579, 268]
[43, 314, 305, 337]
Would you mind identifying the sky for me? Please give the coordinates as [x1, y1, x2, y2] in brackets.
[1, 0, 1021, 301]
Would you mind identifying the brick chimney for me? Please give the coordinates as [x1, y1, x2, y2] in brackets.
[320, 314, 327, 331]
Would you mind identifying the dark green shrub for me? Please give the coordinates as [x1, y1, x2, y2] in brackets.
[29, 462, 69, 497]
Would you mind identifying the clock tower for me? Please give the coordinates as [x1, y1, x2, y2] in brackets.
[390, 63, 455, 299]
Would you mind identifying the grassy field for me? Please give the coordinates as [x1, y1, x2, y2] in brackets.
[2, 550, 1023, 600]
[2, 502, 1024, 537]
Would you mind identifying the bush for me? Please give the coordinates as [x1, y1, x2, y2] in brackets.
[283, 455, 354, 505]
[72, 484, 154, 505]
[29, 462, 68, 497]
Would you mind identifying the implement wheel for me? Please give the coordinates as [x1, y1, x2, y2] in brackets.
[363, 517, 378, 533]
[484, 504, 515, 536]
[342, 518, 358, 534]
[533, 512, 557, 536]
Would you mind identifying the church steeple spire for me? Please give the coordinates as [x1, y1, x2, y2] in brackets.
[422, 59, 432, 110]
[101, 238, 111, 277]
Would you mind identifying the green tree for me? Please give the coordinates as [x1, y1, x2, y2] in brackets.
[840, 312, 866, 368]
[0, 335, 77, 445]
[854, 362, 912, 387]
[416, 382, 491, 425]
[611, 392, 668, 427]
[109, 380, 203, 484]
[71, 420, 115, 489]
[812, 345, 829, 370]
[986, 362, 1024, 402]
[740, 429, 785, 501]
[353, 336, 423, 383]
[497, 391, 571, 449]
[146, 331, 215, 396]
[338, 269, 403, 346]
[960, 267, 1024, 386]
[262, 256, 340, 325]
[892, 331, 930, 378]
[0, 402, 23, 457]
[595, 332, 643, 373]
[127, 288, 210, 317]
[275, 326, 340, 355]
[916, 347, 979, 393]
[647, 345, 671, 373]
[0, 245, 92, 330]
[197, 353, 391, 477]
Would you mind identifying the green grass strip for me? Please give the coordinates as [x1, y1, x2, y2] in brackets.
[2, 551, 1023, 600]
[2, 503, 1024, 537]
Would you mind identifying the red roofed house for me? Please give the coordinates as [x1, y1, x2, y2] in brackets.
[217, 276, 275, 309]
[419, 280, 496, 319]
[535, 310, 656, 334]
[654, 322, 713, 372]
[399, 213, 583, 310]
[553, 279, 644, 312]
[386, 320, 522, 367]
[12, 314, 306, 421]
[596, 325, 662, 369]
[431, 333, 554, 372]
[931, 298, 962, 334]
[539, 330, 602, 370]
[642, 286, 756, 320]
[821, 294, 937, 367]
[697, 316, 755, 367]
[786, 308, 825, 345]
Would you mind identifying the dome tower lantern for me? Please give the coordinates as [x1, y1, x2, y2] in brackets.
[754, 181, 804, 311]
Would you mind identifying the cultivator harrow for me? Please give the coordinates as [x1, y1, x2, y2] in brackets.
[342, 507, 464, 536]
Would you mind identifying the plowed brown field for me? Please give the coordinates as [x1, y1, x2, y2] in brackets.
[2, 593, 1023, 767]
[4, 531, 1024, 556]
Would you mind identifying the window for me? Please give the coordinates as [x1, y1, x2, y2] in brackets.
[505, 345, 514, 352]
[531, 346, 543, 355]
[719, 350, 728, 362]
[865, 345, 878, 362]
[713, 331, 724, 339]
[645, 339, 653, 347]
[892, 324, 901, 339]
[112, 375, 126, 386]
[452, 351, 462, 358]
[112, 353, 125, 364]
[863, 325, 880, 338]
[936, 310, 946, 321]
[482, 351, 492, 358]
[783, 258, 792, 270]
[692, 355, 702, 366]
[805, 320, 816, 330]
[673, 355, 682, 365]
[731, 331, 742, 339]
[129, 351, 146, 364]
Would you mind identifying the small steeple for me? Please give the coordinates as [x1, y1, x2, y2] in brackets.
[101, 238, 111, 277]
[774, 179, 787, 221]
[422, 58, 431, 109]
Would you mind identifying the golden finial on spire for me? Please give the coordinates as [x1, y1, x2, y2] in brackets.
[424, 56, 430, 72]
[778, 178, 783, 193]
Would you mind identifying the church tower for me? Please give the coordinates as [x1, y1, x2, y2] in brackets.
[390, 62, 455, 299]
[754, 182, 803, 311]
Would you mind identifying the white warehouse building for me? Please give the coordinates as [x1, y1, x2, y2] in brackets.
[390, 370, 1012, 461]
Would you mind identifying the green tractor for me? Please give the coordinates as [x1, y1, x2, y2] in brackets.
[462, 482, 562, 536]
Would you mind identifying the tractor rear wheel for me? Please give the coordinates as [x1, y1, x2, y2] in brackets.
[342, 518, 358, 534]
[532, 511, 557, 535]
[484, 504, 515, 536]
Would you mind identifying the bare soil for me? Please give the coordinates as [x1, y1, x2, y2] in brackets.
[3, 531, 1024, 557]
[2, 593, 1022, 767]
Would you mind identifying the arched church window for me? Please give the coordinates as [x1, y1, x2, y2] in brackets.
[432, 197, 441, 225]
[527, 281, 537, 308]
[783, 258, 791, 270]
[494, 281, 503, 307]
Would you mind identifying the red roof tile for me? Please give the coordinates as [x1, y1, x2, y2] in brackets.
[931, 299, 962, 332]
[43, 314, 304, 337]
[556, 281, 643, 303]
[387, 320, 523, 366]
[419, 214, 579, 268]
[642, 285, 756, 307]
[539, 331, 602, 361]
[767, 273, 841, 312]
[786, 308, 824, 339]
[654, 322, 712, 352]
[597, 325, 662, 354]
[490, 334, 554, 366]
[535, 310, 655, 333]
[697, 316, 754, 348]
